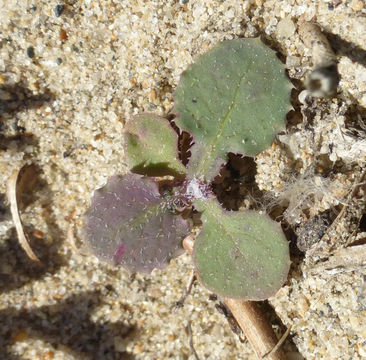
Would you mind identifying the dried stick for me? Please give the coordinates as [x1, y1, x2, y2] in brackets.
[183, 234, 287, 360]
[263, 326, 291, 359]
[309, 244, 366, 276]
[7, 166, 41, 264]
[187, 320, 201, 360]
[176, 270, 196, 308]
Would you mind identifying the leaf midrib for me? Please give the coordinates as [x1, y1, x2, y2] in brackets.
[200, 203, 249, 267]
[195, 71, 247, 178]
[115, 200, 165, 244]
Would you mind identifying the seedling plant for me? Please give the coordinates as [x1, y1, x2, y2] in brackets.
[85, 38, 292, 301]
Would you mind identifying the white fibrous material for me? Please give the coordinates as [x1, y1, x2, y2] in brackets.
[327, 116, 366, 163]
[184, 178, 211, 200]
[185, 178, 205, 199]
[268, 172, 350, 225]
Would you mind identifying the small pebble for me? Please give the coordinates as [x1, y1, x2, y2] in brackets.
[60, 28, 68, 41]
[286, 55, 300, 68]
[350, 0, 364, 11]
[26, 46, 35, 58]
[54, 4, 65, 17]
[358, 344, 366, 358]
[276, 17, 296, 38]
[32, 229, 44, 239]
[56, 57, 63, 65]
[41, 351, 54, 360]
[12, 330, 29, 342]
[133, 343, 143, 354]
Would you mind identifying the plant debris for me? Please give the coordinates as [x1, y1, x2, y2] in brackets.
[187, 321, 201, 360]
[6, 164, 41, 263]
[309, 244, 366, 276]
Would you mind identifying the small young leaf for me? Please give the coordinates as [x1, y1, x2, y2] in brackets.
[174, 38, 292, 181]
[193, 198, 290, 300]
[124, 114, 187, 178]
[85, 173, 190, 274]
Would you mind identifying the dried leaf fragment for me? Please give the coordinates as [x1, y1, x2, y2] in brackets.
[6, 165, 41, 263]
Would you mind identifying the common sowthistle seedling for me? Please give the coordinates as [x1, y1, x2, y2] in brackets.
[85, 38, 293, 301]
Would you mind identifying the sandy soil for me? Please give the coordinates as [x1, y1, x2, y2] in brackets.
[0, 1, 365, 359]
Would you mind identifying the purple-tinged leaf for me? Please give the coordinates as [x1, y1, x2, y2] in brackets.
[84, 173, 190, 274]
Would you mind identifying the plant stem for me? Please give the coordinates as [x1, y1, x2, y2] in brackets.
[183, 234, 287, 360]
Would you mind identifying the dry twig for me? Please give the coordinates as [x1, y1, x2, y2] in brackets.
[263, 326, 291, 359]
[309, 244, 366, 276]
[176, 270, 196, 308]
[187, 320, 201, 360]
[6, 165, 41, 263]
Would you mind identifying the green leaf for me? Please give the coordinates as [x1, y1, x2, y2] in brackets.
[193, 198, 290, 300]
[124, 114, 187, 178]
[174, 38, 292, 181]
